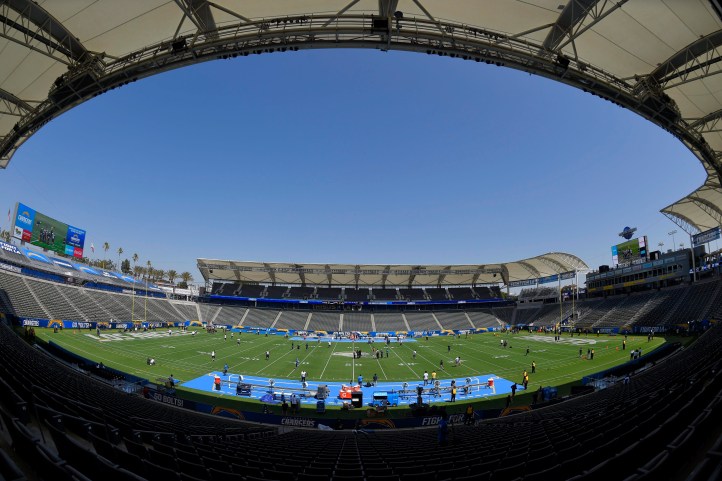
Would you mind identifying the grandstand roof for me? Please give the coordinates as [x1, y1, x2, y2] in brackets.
[196, 252, 588, 287]
[1, 1, 721, 234]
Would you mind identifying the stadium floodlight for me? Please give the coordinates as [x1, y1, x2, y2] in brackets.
[669, 230, 678, 251]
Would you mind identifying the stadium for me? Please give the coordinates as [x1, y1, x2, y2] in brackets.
[1, 1, 722, 481]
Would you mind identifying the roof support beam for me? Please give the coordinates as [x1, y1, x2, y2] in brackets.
[0, 88, 32, 116]
[536, 256, 568, 274]
[650, 30, 722, 87]
[206, 2, 250, 23]
[542, 0, 601, 52]
[516, 261, 542, 279]
[554, 0, 628, 53]
[688, 108, 722, 134]
[379, 0, 399, 17]
[0, 9, 72, 64]
[662, 211, 700, 235]
[263, 263, 276, 285]
[690, 196, 722, 225]
[3, 0, 88, 61]
[322, 0, 362, 27]
[173, 0, 217, 34]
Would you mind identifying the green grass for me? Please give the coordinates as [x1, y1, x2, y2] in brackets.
[37, 328, 666, 395]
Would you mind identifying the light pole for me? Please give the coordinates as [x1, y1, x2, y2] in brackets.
[658, 241, 664, 252]
[669, 230, 678, 251]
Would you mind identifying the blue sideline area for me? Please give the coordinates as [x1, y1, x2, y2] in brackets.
[182, 372, 518, 406]
[288, 336, 417, 343]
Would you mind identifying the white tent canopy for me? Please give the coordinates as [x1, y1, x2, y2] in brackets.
[197, 252, 588, 287]
[1, 1, 721, 233]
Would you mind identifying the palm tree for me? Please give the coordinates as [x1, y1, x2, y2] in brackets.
[180, 271, 193, 287]
[0, 229, 10, 242]
[102, 242, 110, 269]
[146, 260, 152, 280]
[132, 253, 139, 278]
[156, 269, 166, 283]
[117, 247, 123, 272]
[167, 270, 178, 285]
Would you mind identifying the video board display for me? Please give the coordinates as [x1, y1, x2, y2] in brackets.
[13, 202, 86, 258]
[611, 236, 647, 266]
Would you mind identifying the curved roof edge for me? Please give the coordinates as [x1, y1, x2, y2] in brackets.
[196, 252, 589, 287]
[661, 175, 722, 234]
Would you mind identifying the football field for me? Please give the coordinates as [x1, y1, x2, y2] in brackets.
[37, 328, 665, 398]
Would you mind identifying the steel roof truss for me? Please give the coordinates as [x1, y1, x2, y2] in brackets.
[2, 0, 88, 62]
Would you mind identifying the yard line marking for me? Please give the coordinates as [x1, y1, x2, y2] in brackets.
[318, 341, 338, 380]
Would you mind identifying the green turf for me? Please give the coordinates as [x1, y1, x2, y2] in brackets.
[36, 328, 665, 395]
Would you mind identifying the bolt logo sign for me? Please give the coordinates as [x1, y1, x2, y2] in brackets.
[13, 202, 86, 258]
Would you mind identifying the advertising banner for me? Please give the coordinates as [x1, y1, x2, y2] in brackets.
[13, 202, 86, 258]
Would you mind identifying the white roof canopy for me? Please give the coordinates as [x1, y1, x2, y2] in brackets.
[197, 252, 588, 287]
[1, 1, 721, 233]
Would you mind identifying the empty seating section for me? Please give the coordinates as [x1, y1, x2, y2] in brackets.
[288, 286, 315, 299]
[474, 286, 493, 299]
[341, 312, 373, 331]
[434, 311, 472, 330]
[242, 309, 278, 328]
[633, 289, 683, 327]
[467, 309, 499, 328]
[306, 312, 339, 331]
[274, 310, 308, 330]
[238, 284, 264, 298]
[4, 265, 721, 335]
[519, 287, 557, 300]
[3, 319, 722, 481]
[425, 288, 448, 301]
[599, 291, 657, 328]
[213, 306, 247, 325]
[373, 312, 407, 331]
[371, 288, 398, 300]
[404, 312, 439, 331]
[398, 288, 425, 301]
[198, 303, 220, 323]
[27, 280, 84, 321]
[264, 286, 288, 299]
[315, 287, 342, 300]
[673, 280, 722, 323]
[69, 288, 113, 320]
[514, 306, 542, 325]
[212, 283, 238, 296]
[0, 270, 49, 318]
[447, 287, 476, 300]
[170, 302, 198, 321]
[575, 297, 627, 328]
[535, 302, 575, 325]
[343, 288, 369, 302]
[491, 307, 514, 325]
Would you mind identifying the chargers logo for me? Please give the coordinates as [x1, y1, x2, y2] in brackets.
[210, 406, 245, 420]
[358, 419, 396, 429]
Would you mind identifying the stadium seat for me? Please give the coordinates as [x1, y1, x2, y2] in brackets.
[208, 467, 244, 481]
[141, 460, 180, 481]
[176, 459, 209, 479]
[0, 447, 26, 481]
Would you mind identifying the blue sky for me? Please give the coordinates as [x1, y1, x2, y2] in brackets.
[0, 49, 709, 284]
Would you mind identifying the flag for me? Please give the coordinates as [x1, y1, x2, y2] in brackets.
[90, 243, 95, 253]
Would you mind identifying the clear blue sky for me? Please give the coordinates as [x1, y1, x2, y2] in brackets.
[0, 49, 709, 285]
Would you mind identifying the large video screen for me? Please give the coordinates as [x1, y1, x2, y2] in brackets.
[13, 202, 86, 258]
[611, 236, 647, 266]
